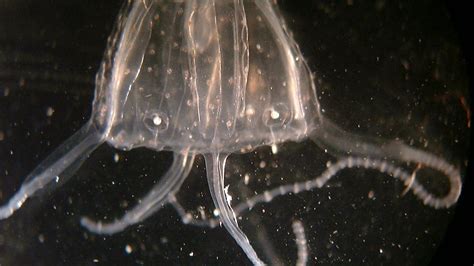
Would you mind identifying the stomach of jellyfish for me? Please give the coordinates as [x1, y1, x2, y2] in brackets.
[0, 0, 470, 265]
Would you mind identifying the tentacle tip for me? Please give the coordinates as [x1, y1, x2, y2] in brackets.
[0, 211, 11, 220]
[0, 205, 15, 220]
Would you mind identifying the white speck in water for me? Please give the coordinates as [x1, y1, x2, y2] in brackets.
[46, 107, 55, 117]
[38, 234, 45, 243]
[189, 252, 194, 257]
[125, 244, 133, 254]
[114, 153, 120, 163]
[55, 176, 59, 183]
[259, 161, 266, 169]
[213, 209, 220, 217]
[368, 190, 375, 199]
[93, 259, 99, 263]
[379, 248, 383, 254]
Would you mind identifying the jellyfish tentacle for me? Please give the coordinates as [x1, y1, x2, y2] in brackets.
[0, 123, 104, 220]
[233, 156, 460, 218]
[81, 151, 194, 235]
[205, 153, 265, 266]
[292, 220, 309, 266]
[384, 142, 462, 208]
[309, 118, 461, 207]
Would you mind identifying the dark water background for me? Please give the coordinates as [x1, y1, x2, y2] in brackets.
[0, 0, 471, 265]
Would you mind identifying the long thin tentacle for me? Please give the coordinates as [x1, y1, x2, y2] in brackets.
[81, 150, 194, 234]
[233, 156, 460, 217]
[205, 153, 265, 266]
[309, 118, 462, 208]
[0, 123, 104, 219]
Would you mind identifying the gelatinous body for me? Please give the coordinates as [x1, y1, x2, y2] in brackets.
[0, 1, 463, 265]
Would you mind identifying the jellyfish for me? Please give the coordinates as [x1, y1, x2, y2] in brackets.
[0, 0, 463, 265]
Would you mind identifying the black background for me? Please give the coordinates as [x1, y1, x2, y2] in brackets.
[0, 0, 471, 265]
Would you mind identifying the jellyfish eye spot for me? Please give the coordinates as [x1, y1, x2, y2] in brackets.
[144, 111, 169, 133]
[262, 103, 291, 128]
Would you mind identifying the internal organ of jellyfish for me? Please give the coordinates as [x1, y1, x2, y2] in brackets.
[0, 1, 462, 265]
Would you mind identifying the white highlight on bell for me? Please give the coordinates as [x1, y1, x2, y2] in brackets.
[270, 109, 280, 120]
[153, 115, 162, 126]
[271, 144, 278, 154]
